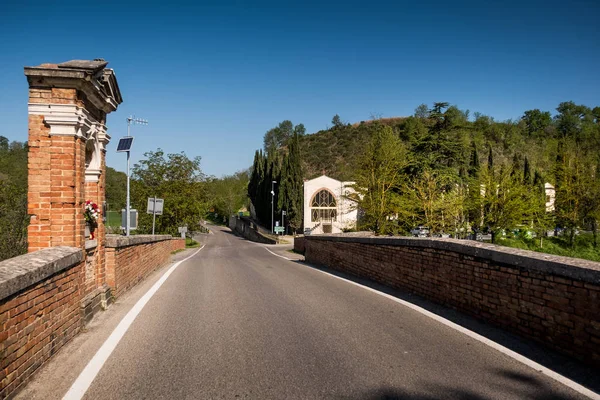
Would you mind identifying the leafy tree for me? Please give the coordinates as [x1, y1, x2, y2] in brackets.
[481, 164, 533, 243]
[331, 114, 344, 128]
[131, 149, 207, 235]
[409, 169, 453, 235]
[351, 124, 408, 234]
[414, 104, 429, 119]
[522, 109, 552, 137]
[263, 120, 305, 151]
[105, 167, 127, 211]
[207, 170, 249, 219]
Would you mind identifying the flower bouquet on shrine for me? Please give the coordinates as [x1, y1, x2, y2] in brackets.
[84, 200, 100, 239]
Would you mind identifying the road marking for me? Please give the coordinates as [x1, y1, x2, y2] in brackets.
[263, 246, 292, 260]
[63, 245, 205, 400]
[305, 265, 600, 400]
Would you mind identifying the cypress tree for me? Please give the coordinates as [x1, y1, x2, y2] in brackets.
[468, 141, 480, 177]
[523, 157, 531, 185]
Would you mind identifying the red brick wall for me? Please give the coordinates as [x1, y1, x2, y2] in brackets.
[0, 256, 83, 397]
[304, 236, 600, 367]
[27, 87, 87, 252]
[105, 238, 185, 298]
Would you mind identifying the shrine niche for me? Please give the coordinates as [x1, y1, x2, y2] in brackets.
[24, 59, 122, 250]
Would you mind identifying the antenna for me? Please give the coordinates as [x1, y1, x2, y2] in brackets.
[126, 115, 148, 136]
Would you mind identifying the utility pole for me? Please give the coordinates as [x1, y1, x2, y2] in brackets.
[152, 195, 157, 235]
[124, 116, 148, 236]
[271, 180, 277, 234]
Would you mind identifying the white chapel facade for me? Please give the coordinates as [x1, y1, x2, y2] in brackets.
[303, 175, 357, 235]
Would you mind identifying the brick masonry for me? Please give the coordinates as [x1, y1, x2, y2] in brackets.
[303, 235, 600, 367]
[0, 248, 83, 398]
[0, 237, 184, 397]
[105, 235, 185, 298]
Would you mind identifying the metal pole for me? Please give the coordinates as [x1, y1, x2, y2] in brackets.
[152, 196, 156, 235]
[126, 150, 130, 236]
[282, 212, 284, 236]
[271, 181, 274, 234]
[125, 120, 131, 236]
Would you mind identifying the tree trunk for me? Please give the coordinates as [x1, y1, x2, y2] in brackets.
[569, 228, 575, 248]
[593, 219, 598, 248]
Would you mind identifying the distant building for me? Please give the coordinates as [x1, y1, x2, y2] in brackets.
[303, 175, 357, 234]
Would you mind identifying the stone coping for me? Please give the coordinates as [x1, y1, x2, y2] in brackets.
[0, 247, 83, 301]
[105, 234, 179, 249]
[305, 234, 600, 284]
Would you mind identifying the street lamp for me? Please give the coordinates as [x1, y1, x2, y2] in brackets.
[117, 116, 147, 236]
[271, 180, 277, 234]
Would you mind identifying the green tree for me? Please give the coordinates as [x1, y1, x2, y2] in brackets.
[278, 132, 304, 233]
[263, 120, 305, 151]
[131, 149, 207, 235]
[0, 138, 28, 261]
[351, 125, 408, 234]
[207, 170, 249, 219]
[522, 109, 552, 138]
[105, 167, 127, 211]
[331, 114, 344, 128]
[482, 164, 533, 243]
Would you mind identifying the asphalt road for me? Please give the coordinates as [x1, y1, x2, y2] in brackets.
[19, 226, 594, 399]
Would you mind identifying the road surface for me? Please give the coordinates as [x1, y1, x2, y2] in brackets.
[19, 226, 595, 399]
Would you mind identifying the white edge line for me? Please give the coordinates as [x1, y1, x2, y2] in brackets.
[306, 265, 600, 399]
[263, 246, 292, 260]
[63, 245, 205, 400]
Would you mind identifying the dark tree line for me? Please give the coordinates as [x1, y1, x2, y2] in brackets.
[248, 121, 304, 234]
[0, 137, 28, 261]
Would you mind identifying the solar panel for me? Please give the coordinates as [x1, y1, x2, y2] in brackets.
[116, 137, 134, 152]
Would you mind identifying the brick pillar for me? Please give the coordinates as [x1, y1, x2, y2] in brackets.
[25, 60, 122, 295]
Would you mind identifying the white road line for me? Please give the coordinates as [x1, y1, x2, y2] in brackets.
[63, 245, 205, 400]
[263, 246, 292, 260]
[305, 265, 600, 399]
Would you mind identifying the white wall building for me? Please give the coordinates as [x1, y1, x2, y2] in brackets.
[303, 175, 357, 234]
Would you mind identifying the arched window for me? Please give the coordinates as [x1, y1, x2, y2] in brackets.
[310, 189, 337, 222]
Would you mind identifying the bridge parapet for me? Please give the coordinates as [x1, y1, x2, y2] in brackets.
[304, 234, 600, 367]
[0, 247, 84, 397]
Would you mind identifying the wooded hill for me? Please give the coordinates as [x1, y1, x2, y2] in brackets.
[255, 101, 600, 245]
[299, 104, 599, 184]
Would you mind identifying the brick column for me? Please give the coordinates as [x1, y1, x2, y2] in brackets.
[25, 60, 122, 307]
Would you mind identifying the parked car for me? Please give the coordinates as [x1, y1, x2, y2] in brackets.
[411, 226, 430, 237]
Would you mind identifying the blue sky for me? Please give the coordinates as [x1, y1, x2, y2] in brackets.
[1, 0, 598, 177]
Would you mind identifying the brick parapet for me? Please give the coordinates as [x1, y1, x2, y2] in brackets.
[104, 237, 185, 298]
[304, 235, 600, 367]
[0, 247, 84, 397]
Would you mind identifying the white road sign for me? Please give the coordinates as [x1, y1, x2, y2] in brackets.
[147, 198, 164, 215]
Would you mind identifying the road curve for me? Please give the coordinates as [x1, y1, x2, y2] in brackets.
[71, 226, 589, 399]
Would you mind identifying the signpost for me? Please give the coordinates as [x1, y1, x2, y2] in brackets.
[178, 226, 187, 239]
[147, 197, 164, 235]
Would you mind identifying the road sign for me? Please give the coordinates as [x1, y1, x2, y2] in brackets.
[178, 226, 187, 239]
[147, 198, 164, 215]
[274, 226, 285, 234]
